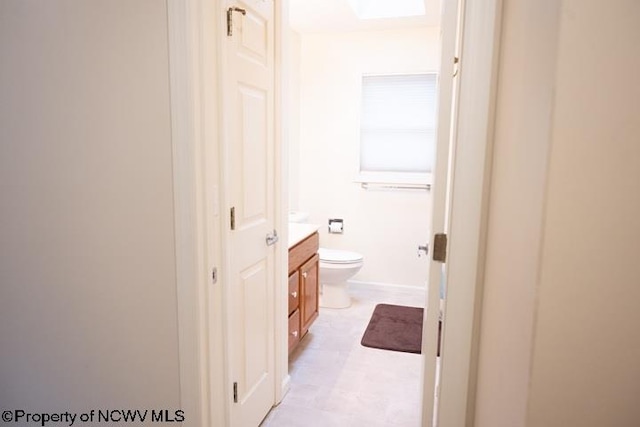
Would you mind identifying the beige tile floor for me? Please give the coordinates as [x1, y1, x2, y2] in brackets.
[261, 284, 426, 427]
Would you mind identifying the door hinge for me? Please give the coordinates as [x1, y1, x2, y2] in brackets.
[433, 233, 448, 263]
[233, 382, 238, 403]
[227, 6, 246, 37]
[230, 207, 235, 230]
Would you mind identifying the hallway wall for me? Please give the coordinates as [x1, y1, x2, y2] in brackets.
[526, 1, 640, 425]
[0, 0, 181, 412]
[476, 1, 640, 426]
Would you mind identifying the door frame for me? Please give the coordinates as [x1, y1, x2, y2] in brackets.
[167, 0, 230, 425]
[218, 0, 286, 424]
[166, 0, 503, 426]
[424, 0, 503, 425]
[168, 0, 287, 425]
[273, 0, 292, 404]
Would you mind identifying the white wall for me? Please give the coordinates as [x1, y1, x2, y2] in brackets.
[294, 27, 439, 287]
[288, 30, 302, 210]
[476, 0, 640, 426]
[527, 0, 640, 425]
[0, 0, 181, 413]
[474, 0, 560, 425]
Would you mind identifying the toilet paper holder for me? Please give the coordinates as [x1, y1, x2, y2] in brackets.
[328, 219, 344, 234]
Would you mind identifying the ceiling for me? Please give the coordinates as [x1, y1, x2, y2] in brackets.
[288, 0, 441, 33]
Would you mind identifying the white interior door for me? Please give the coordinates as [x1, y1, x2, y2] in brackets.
[422, 0, 463, 425]
[224, 1, 276, 426]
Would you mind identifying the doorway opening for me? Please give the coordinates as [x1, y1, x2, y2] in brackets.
[267, 0, 445, 425]
[197, 0, 502, 425]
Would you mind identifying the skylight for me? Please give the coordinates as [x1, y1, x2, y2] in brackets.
[347, 0, 426, 20]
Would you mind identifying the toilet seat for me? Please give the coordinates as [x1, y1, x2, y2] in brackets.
[318, 248, 363, 264]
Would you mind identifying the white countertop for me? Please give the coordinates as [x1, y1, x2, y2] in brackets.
[288, 223, 321, 249]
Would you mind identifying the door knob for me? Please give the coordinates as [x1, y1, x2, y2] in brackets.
[266, 230, 279, 246]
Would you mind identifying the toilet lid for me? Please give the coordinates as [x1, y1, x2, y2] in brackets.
[318, 248, 364, 264]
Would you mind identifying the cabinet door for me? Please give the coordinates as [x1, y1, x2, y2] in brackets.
[300, 254, 319, 335]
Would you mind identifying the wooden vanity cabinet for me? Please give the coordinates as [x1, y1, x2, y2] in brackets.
[288, 232, 319, 354]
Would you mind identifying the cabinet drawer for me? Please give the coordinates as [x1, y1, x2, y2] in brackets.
[288, 271, 299, 315]
[288, 232, 319, 275]
[288, 309, 301, 353]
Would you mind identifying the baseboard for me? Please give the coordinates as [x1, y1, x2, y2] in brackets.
[348, 280, 427, 294]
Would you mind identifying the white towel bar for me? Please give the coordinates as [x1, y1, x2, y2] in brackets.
[360, 182, 430, 191]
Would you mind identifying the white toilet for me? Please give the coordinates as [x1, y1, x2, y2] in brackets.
[288, 211, 364, 308]
[318, 248, 364, 309]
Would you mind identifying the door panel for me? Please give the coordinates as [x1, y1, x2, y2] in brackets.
[240, 12, 268, 64]
[240, 260, 269, 394]
[226, 1, 275, 426]
[239, 85, 267, 220]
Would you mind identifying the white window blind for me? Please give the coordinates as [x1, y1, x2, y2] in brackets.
[359, 73, 437, 178]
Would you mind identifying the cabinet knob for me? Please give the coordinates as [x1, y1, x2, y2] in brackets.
[290, 291, 297, 298]
[291, 330, 298, 337]
[302, 272, 308, 279]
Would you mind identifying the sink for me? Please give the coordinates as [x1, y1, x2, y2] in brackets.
[288, 211, 310, 223]
[288, 222, 320, 248]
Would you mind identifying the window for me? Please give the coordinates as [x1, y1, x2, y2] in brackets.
[347, 0, 425, 20]
[358, 73, 437, 185]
